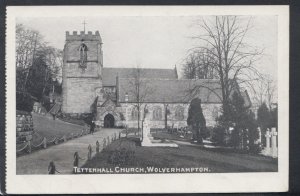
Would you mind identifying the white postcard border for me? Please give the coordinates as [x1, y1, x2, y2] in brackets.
[6, 5, 289, 194]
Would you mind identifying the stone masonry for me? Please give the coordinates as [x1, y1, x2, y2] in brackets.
[62, 31, 103, 114]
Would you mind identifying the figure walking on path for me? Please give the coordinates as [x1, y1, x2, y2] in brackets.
[90, 121, 95, 135]
[96, 140, 100, 153]
[48, 161, 60, 174]
[88, 144, 93, 160]
[73, 152, 84, 168]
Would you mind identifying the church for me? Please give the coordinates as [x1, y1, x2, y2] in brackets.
[61, 30, 251, 129]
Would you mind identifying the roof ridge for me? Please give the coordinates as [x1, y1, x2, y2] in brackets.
[103, 67, 174, 70]
[118, 78, 220, 82]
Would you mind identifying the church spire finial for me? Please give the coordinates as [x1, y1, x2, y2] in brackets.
[82, 19, 87, 33]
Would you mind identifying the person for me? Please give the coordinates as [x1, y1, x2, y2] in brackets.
[73, 152, 84, 168]
[96, 140, 100, 153]
[88, 144, 92, 160]
[90, 121, 95, 135]
[48, 161, 60, 174]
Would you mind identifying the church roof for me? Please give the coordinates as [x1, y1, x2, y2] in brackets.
[118, 78, 224, 103]
[118, 78, 252, 105]
[102, 67, 177, 86]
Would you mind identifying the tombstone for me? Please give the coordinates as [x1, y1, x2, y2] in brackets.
[107, 136, 110, 145]
[271, 128, 278, 158]
[114, 133, 117, 140]
[63, 135, 67, 142]
[264, 129, 271, 155]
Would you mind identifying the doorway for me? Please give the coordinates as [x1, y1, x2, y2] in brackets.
[104, 114, 115, 128]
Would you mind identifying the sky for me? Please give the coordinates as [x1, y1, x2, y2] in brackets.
[17, 15, 277, 81]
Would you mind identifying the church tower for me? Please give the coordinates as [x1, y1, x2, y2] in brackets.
[62, 30, 103, 114]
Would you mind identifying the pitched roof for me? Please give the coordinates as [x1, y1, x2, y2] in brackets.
[102, 67, 177, 86]
[118, 78, 224, 103]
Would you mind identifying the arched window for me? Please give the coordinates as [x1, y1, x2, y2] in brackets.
[131, 107, 138, 120]
[212, 107, 219, 120]
[175, 106, 184, 120]
[79, 43, 88, 69]
[153, 107, 162, 120]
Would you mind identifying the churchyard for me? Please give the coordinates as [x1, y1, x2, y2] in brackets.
[16, 112, 278, 174]
[82, 137, 277, 173]
[15, 17, 279, 175]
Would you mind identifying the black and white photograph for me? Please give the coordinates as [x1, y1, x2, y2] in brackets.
[6, 5, 289, 194]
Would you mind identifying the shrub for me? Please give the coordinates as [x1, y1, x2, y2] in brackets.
[16, 92, 34, 112]
[108, 148, 135, 166]
[211, 126, 226, 145]
[249, 143, 262, 154]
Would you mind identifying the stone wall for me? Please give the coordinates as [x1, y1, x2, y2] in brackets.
[95, 102, 222, 128]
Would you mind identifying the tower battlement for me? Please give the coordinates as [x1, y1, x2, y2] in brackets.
[66, 31, 102, 42]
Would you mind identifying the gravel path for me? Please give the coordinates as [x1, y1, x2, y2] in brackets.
[17, 128, 122, 174]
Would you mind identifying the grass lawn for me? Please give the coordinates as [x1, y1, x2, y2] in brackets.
[32, 113, 87, 141]
[82, 138, 277, 173]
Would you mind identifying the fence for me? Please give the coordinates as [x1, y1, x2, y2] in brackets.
[44, 130, 123, 174]
[17, 128, 90, 155]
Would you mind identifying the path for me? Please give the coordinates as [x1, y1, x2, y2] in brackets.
[17, 128, 122, 174]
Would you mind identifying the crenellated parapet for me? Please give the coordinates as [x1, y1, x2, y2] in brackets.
[65, 31, 102, 42]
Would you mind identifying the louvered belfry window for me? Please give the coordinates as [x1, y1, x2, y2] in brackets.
[79, 43, 88, 69]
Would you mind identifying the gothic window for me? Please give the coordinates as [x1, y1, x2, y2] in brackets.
[175, 106, 184, 121]
[79, 43, 88, 69]
[153, 107, 162, 120]
[212, 107, 219, 120]
[131, 107, 138, 120]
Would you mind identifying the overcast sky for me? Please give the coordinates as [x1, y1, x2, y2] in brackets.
[17, 16, 277, 81]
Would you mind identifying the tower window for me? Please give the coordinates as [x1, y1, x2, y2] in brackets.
[79, 43, 88, 69]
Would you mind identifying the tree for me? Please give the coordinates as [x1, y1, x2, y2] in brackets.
[252, 75, 277, 111]
[269, 105, 278, 128]
[127, 66, 153, 138]
[16, 23, 63, 111]
[182, 49, 215, 79]
[187, 98, 206, 144]
[257, 102, 271, 132]
[217, 92, 257, 149]
[187, 16, 263, 126]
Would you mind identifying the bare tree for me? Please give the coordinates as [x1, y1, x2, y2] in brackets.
[265, 77, 276, 110]
[187, 16, 263, 124]
[251, 74, 277, 110]
[127, 66, 154, 138]
[182, 48, 215, 79]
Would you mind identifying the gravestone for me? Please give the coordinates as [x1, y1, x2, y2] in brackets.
[271, 128, 278, 158]
[265, 129, 271, 154]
